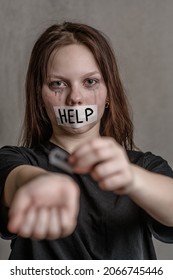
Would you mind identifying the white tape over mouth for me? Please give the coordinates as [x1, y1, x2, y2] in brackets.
[53, 105, 98, 128]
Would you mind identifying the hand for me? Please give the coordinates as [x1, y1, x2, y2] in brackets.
[8, 173, 80, 240]
[69, 137, 134, 194]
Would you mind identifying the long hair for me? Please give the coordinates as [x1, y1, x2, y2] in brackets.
[19, 22, 135, 150]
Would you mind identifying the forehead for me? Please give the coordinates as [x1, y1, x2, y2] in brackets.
[47, 44, 100, 75]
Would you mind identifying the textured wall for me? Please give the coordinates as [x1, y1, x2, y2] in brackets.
[0, 0, 173, 259]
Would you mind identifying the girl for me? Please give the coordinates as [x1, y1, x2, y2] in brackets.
[0, 22, 173, 259]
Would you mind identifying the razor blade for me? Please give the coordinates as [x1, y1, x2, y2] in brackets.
[49, 148, 73, 174]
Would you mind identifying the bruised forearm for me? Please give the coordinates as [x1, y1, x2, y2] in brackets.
[3, 165, 48, 207]
[128, 164, 173, 226]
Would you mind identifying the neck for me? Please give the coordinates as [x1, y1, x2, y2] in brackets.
[50, 124, 100, 153]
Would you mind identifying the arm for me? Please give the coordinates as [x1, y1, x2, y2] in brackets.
[69, 137, 173, 227]
[3, 165, 80, 239]
[128, 164, 173, 226]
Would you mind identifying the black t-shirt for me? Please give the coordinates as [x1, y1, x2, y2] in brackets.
[0, 141, 173, 260]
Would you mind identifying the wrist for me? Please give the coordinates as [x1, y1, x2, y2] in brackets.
[127, 164, 146, 197]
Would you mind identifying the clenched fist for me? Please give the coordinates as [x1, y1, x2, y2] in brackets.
[8, 173, 80, 240]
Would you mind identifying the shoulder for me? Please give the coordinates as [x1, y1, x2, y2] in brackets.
[0, 143, 53, 194]
[0, 145, 40, 163]
[0, 142, 52, 168]
[127, 150, 173, 178]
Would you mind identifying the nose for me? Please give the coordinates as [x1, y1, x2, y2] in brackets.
[66, 86, 83, 106]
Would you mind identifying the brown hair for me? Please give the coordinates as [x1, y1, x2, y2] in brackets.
[19, 22, 135, 150]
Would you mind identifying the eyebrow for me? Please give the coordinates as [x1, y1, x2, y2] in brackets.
[47, 71, 101, 79]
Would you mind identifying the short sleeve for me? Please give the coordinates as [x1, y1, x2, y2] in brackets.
[142, 152, 173, 243]
[143, 152, 173, 178]
[0, 146, 31, 239]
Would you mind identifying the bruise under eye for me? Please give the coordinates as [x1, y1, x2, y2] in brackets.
[48, 81, 66, 91]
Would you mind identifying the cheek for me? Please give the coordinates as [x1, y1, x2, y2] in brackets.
[42, 87, 63, 107]
[97, 88, 107, 113]
[42, 88, 62, 121]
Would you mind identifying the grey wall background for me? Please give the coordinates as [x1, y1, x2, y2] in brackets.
[0, 0, 173, 259]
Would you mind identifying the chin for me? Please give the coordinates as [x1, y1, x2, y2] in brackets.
[59, 122, 98, 135]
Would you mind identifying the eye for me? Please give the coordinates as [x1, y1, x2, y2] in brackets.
[48, 80, 67, 91]
[84, 78, 98, 88]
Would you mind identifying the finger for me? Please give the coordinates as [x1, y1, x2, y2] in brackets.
[32, 208, 49, 240]
[69, 137, 105, 160]
[46, 208, 61, 240]
[18, 206, 37, 238]
[60, 207, 78, 237]
[60, 185, 80, 237]
[71, 146, 118, 173]
[91, 158, 129, 181]
[8, 189, 31, 233]
[99, 171, 132, 193]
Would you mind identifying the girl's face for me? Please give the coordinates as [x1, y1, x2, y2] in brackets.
[42, 44, 107, 135]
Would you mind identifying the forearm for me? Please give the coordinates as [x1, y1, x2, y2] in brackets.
[4, 165, 48, 207]
[129, 164, 173, 226]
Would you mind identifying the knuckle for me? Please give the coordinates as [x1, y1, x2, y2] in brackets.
[94, 148, 104, 158]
